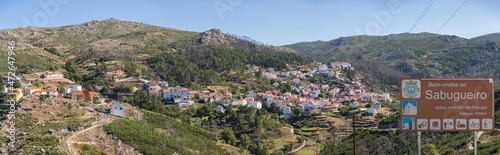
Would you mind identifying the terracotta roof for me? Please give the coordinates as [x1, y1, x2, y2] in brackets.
[27, 86, 41, 90]
[71, 91, 84, 95]
[149, 90, 161, 93]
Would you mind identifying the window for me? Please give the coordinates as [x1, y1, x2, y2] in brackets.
[119, 107, 122, 110]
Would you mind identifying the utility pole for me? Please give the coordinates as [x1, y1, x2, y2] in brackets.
[353, 112, 356, 155]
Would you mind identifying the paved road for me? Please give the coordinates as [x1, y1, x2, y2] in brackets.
[94, 112, 106, 125]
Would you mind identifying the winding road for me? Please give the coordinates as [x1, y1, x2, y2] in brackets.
[290, 140, 307, 153]
[287, 123, 308, 153]
[64, 99, 107, 155]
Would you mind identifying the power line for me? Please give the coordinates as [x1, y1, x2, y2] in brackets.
[409, 0, 436, 32]
[437, 0, 467, 33]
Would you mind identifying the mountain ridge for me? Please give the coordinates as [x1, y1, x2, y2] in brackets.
[284, 32, 500, 86]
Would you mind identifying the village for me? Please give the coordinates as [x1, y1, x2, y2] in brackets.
[1, 61, 394, 123]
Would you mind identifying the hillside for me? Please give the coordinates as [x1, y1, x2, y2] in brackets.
[0, 19, 310, 89]
[284, 33, 500, 85]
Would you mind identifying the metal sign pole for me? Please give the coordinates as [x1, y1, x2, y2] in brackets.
[418, 131, 421, 155]
[474, 131, 477, 155]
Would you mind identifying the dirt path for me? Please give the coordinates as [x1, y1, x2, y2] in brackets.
[290, 140, 307, 153]
[287, 123, 308, 153]
[65, 111, 107, 155]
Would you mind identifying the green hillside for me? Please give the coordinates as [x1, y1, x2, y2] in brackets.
[284, 33, 500, 85]
[104, 111, 229, 155]
[0, 19, 310, 89]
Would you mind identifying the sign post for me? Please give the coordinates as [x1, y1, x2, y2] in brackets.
[474, 131, 477, 155]
[400, 78, 495, 132]
[418, 131, 421, 155]
[400, 78, 494, 153]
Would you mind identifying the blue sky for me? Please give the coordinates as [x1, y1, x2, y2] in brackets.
[1, 0, 499, 45]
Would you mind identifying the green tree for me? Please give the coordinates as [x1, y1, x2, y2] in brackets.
[41, 74, 47, 79]
[13, 81, 21, 88]
[100, 86, 108, 94]
[421, 143, 438, 155]
[113, 83, 133, 93]
[262, 102, 270, 111]
[93, 96, 100, 104]
[441, 148, 457, 155]
[297, 136, 305, 144]
[39, 95, 47, 102]
[283, 142, 295, 151]
[239, 134, 250, 149]
[197, 104, 211, 117]
[293, 107, 302, 118]
[257, 143, 270, 155]
[44, 47, 60, 56]
[58, 87, 65, 95]
[0, 77, 5, 92]
[221, 128, 237, 145]
[365, 103, 372, 108]
[270, 102, 280, 114]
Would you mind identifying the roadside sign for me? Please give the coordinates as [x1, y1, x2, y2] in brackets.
[400, 78, 495, 131]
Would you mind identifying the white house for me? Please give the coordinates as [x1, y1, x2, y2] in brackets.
[341, 62, 351, 68]
[33, 90, 47, 96]
[1, 85, 7, 94]
[350, 101, 360, 108]
[70, 84, 82, 94]
[149, 90, 161, 97]
[248, 101, 262, 109]
[163, 89, 172, 101]
[24, 86, 42, 95]
[37, 71, 64, 79]
[344, 84, 351, 91]
[293, 78, 300, 84]
[214, 105, 225, 113]
[64, 87, 72, 95]
[238, 99, 248, 106]
[283, 92, 291, 97]
[332, 87, 340, 95]
[270, 100, 283, 109]
[365, 108, 377, 115]
[383, 93, 390, 100]
[158, 81, 169, 87]
[145, 82, 160, 90]
[321, 84, 329, 90]
[2, 76, 21, 83]
[283, 107, 292, 115]
[202, 95, 213, 103]
[110, 104, 125, 118]
[21, 82, 31, 89]
[173, 88, 190, 103]
[246, 91, 256, 98]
